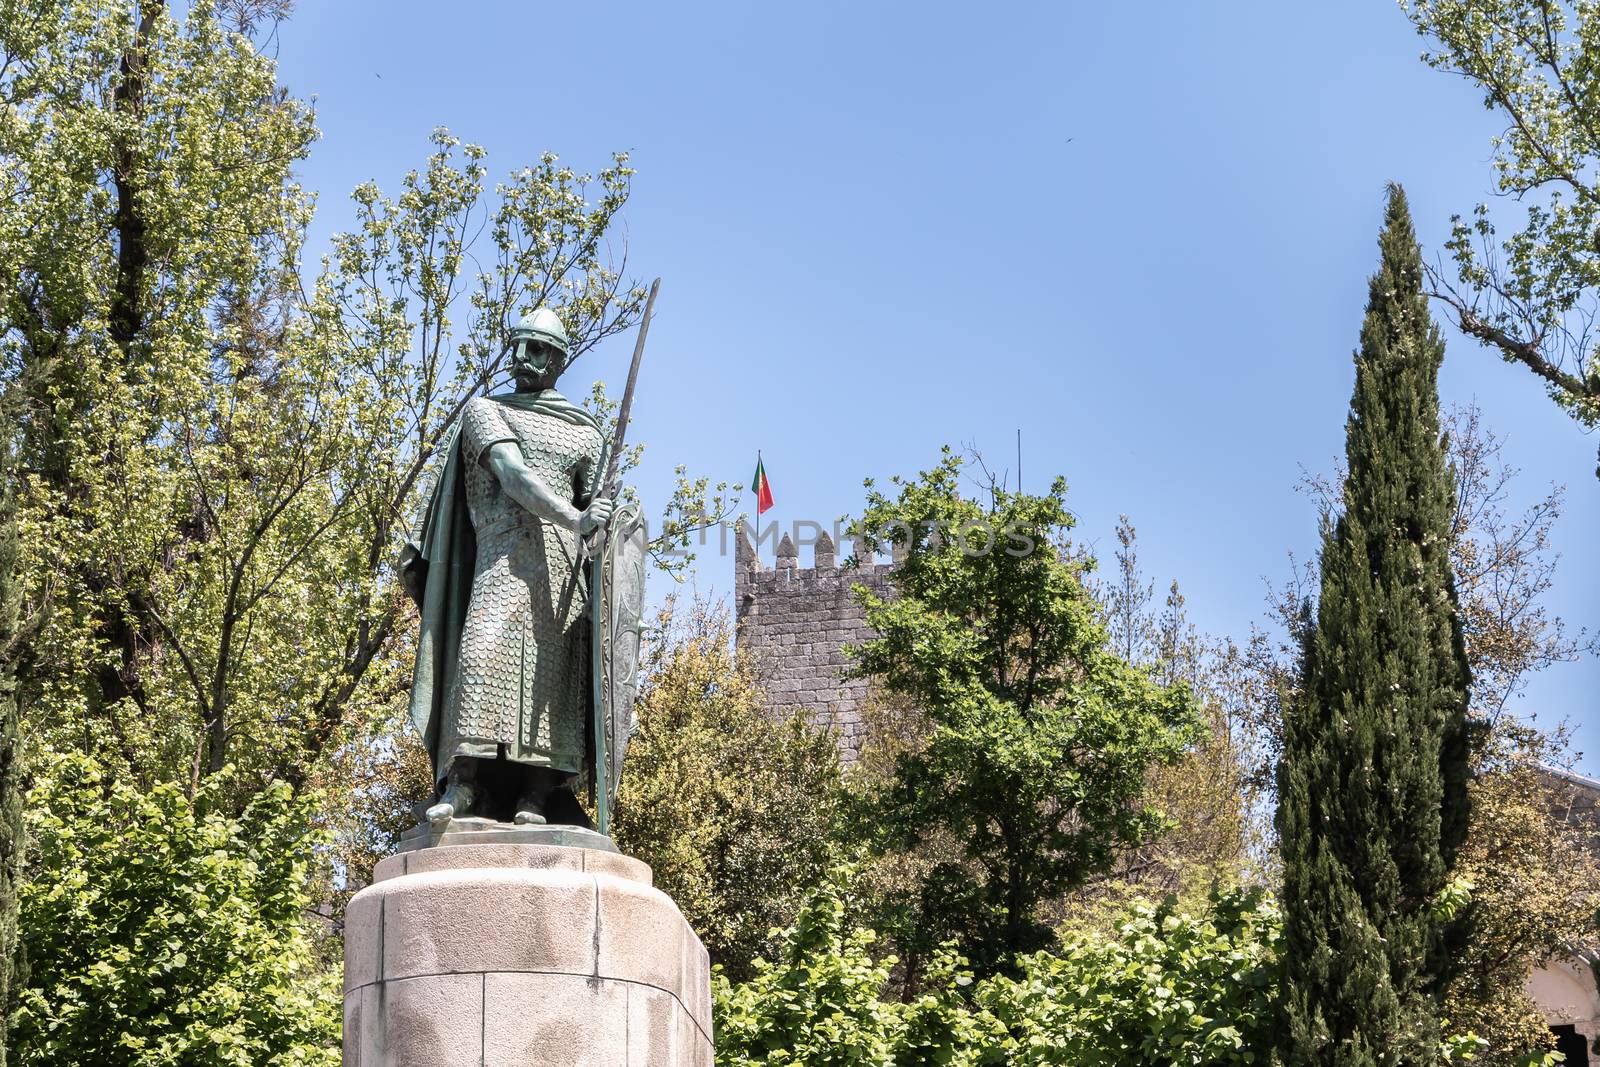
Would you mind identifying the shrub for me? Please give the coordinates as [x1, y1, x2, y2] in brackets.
[10, 756, 339, 1067]
[714, 866, 1282, 1067]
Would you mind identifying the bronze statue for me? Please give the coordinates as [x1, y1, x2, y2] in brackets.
[402, 308, 643, 831]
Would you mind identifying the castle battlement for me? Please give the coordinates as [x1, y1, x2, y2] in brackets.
[733, 528, 898, 761]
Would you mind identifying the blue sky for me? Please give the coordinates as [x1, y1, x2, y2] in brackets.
[272, 1, 1599, 765]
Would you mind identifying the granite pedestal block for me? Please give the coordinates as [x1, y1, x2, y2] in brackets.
[343, 838, 713, 1066]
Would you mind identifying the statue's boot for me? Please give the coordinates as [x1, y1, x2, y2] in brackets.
[512, 793, 548, 826]
[425, 776, 476, 829]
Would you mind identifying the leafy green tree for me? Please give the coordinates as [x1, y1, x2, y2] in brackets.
[1276, 186, 1474, 1065]
[0, 394, 25, 1067]
[306, 693, 433, 943]
[2, 0, 334, 787]
[0, 659, 17, 1067]
[612, 596, 844, 981]
[847, 449, 1199, 977]
[714, 867, 924, 1067]
[0, 0, 732, 805]
[713, 865, 1284, 1067]
[10, 756, 338, 1066]
[0, 2, 740, 1058]
[1400, 0, 1600, 476]
[978, 889, 1282, 1066]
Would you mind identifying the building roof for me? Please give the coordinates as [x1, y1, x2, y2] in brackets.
[1540, 763, 1600, 794]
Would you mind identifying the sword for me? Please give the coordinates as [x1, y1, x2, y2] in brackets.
[589, 277, 659, 836]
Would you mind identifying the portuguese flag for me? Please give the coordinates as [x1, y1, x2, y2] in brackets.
[751, 454, 774, 515]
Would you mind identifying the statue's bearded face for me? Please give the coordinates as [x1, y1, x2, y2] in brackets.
[513, 340, 565, 390]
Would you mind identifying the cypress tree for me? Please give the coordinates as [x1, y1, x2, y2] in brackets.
[1277, 184, 1473, 1065]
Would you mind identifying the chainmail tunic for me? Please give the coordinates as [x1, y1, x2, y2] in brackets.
[442, 395, 602, 775]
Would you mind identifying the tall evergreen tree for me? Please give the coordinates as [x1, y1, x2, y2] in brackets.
[1277, 185, 1473, 1065]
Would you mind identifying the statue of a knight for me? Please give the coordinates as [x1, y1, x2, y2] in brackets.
[401, 309, 647, 833]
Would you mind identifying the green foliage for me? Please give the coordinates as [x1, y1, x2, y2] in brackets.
[1400, 0, 1600, 471]
[0, 689, 17, 1067]
[10, 756, 338, 1066]
[1276, 186, 1474, 1065]
[0, 0, 722, 803]
[303, 691, 433, 944]
[848, 449, 1200, 975]
[0, 393, 23, 1067]
[0, 4, 737, 1056]
[979, 890, 1281, 1066]
[714, 868, 918, 1067]
[3, 0, 389, 793]
[713, 867, 1283, 1067]
[1263, 402, 1597, 1061]
[613, 597, 844, 981]
[0, 377, 28, 1067]
[1083, 517, 1268, 908]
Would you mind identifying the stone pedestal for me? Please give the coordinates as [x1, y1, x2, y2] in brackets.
[343, 835, 713, 1066]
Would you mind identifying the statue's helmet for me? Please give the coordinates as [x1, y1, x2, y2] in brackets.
[509, 307, 570, 355]
[507, 308, 570, 384]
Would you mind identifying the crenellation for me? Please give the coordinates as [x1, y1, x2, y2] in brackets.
[813, 530, 836, 571]
[775, 533, 798, 577]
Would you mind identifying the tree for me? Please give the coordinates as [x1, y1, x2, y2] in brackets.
[1400, 0, 1600, 477]
[0, 1, 736, 1055]
[611, 596, 844, 981]
[305, 691, 432, 938]
[847, 449, 1199, 977]
[712, 865, 1284, 1067]
[0, 391, 26, 1066]
[1273, 400, 1597, 1064]
[1079, 519, 1263, 911]
[0, 0, 734, 808]
[9, 756, 339, 1066]
[1439, 748, 1600, 1066]
[713, 867, 922, 1067]
[979, 888, 1283, 1066]
[1276, 185, 1474, 1064]
[0, 635, 17, 1067]
[3, 0, 334, 788]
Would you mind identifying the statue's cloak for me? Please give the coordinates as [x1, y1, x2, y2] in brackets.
[405, 390, 601, 781]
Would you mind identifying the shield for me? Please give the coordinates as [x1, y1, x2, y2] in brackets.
[593, 499, 647, 830]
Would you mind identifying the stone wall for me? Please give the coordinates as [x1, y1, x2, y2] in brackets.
[733, 528, 899, 762]
[1543, 764, 1600, 846]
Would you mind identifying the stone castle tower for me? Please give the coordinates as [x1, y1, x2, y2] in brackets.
[733, 527, 902, 762]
